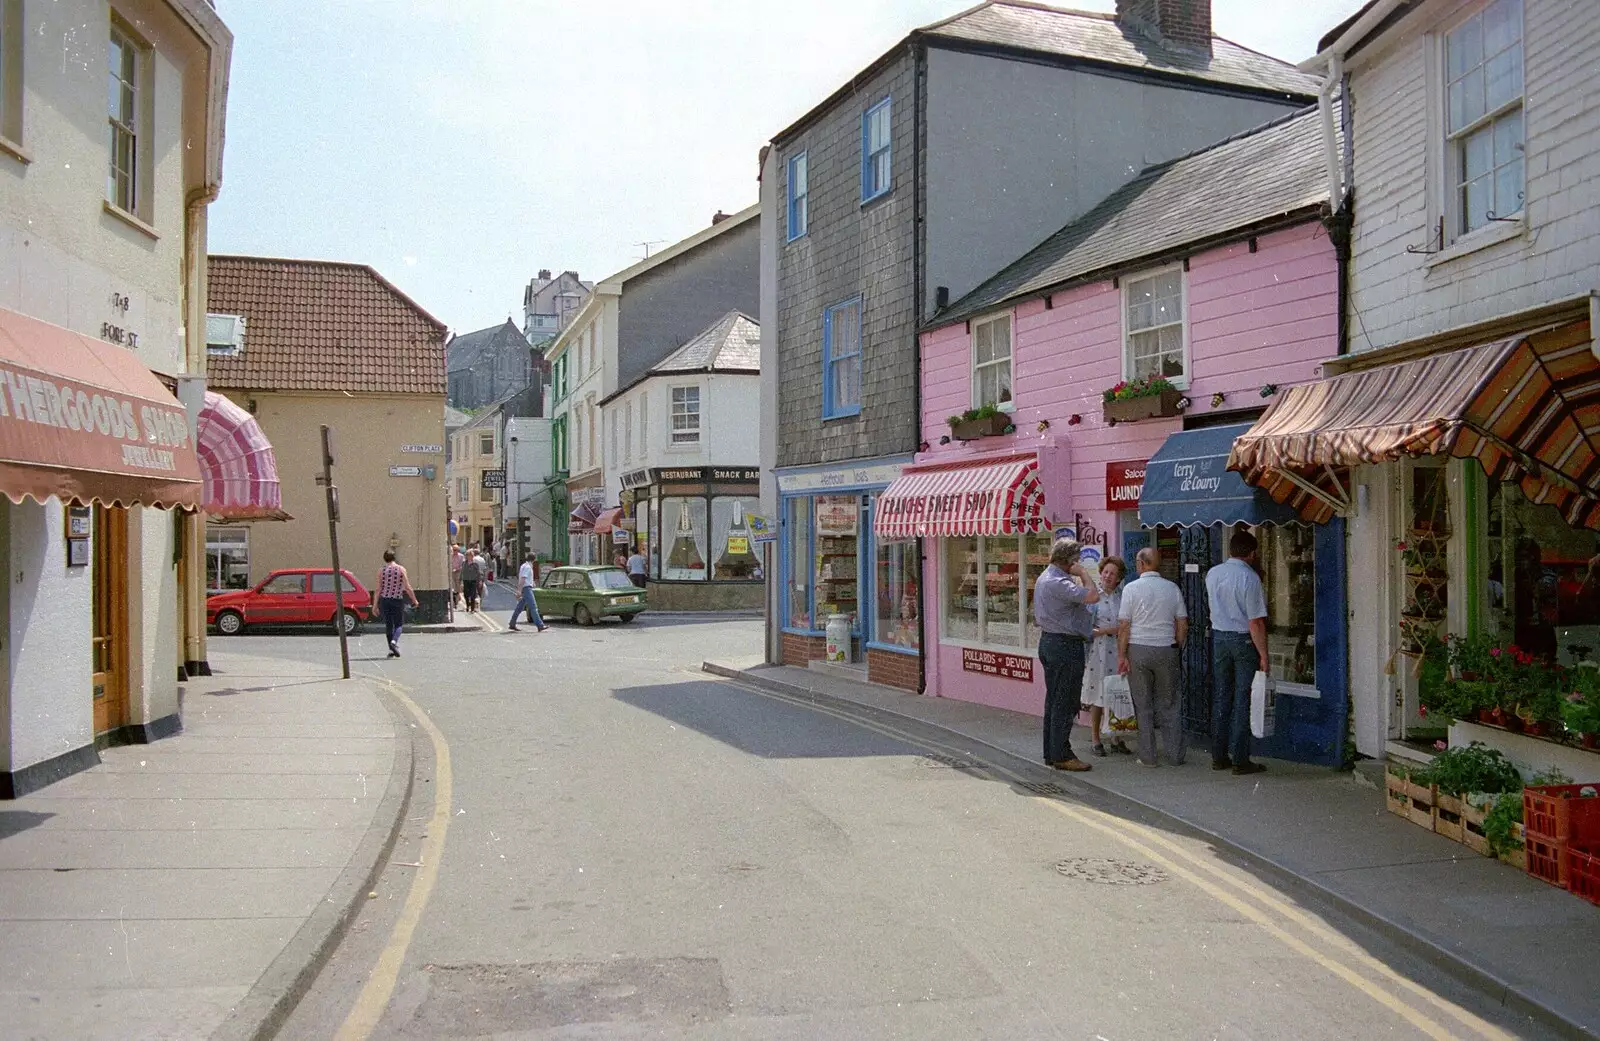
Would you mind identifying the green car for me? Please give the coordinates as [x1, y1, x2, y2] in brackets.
[534, 565, 647, 625]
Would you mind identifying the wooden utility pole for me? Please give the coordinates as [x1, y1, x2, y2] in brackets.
[320, 425, 350, 679]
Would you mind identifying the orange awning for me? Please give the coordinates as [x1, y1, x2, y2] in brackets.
[0, 308, 202, 508]
[592, 507, 624, 534]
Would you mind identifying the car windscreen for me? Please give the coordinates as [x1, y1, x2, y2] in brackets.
[590, 568, 635, 591]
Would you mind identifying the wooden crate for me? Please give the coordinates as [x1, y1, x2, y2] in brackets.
[1405, 778, 1438, 831]
[1384, 769, 1411, 818]
[1501, 822, 1527, 871]
[1434, 791, 1465, 843]
[1461, 799, 1491, 856]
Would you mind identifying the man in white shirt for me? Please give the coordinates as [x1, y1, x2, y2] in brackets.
[1206, 529, 1270, 775]
[1117, 547, 1188, 766]
[508, 552, 548, 632]
[626, 547, 647, 588]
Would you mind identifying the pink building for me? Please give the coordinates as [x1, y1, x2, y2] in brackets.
[878, 109, 1352, 766]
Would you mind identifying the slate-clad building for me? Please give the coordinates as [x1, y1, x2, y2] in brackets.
[759, 0, 1318, 684]
[447, 320, 544, 412]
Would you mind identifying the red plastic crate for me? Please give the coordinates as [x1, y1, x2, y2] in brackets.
[1524, 833, 1567, 887]
[1570, 845, 1600, 908]
[1522, 784, 1600, 845]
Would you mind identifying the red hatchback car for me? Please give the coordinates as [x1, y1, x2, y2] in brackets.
[207, 569, 372, 636]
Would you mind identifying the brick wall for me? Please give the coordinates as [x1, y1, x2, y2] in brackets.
[774, 53, 920, 470]
[781, 631, 826, 666]
[868, 648, 920, 691]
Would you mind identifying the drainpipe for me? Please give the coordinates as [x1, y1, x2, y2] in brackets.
[182, 185, 217, 676]
[911, 37, 928, 696]
[1314, 54, 1355, 356]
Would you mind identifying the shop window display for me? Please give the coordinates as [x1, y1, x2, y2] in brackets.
[661, 497, 708, 580]
[944, 536, 980, 641]
[712, 497, 761, 579]
[944, 532, 1055, 650]
[814, 495, 860, 622]
[786, 497, 813, 629]
[874, 539, 920, 650]
[1486, 477, 1600, 665]
[1258, 524, 1316, 687]
[633, 502, 650, 573]
[1022, 533, 1053, 648]
[206, 527, 249, 592]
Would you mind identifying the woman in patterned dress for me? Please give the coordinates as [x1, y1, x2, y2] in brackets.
[376, 551, 419, 658]
[1081, 555, 1130, 756]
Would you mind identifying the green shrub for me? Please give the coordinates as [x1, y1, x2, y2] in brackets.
[1414, 742, 1523, 796]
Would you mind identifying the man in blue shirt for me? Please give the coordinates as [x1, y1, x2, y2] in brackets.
[1034, 538, 1099, 771]
[1205, 529, 1270, 775]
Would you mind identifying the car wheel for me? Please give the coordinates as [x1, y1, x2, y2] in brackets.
[573, 603, 595, 626]
[339, 610, 361, 636]
[616, 612, 635, 623]
[215, 610, 244, 636]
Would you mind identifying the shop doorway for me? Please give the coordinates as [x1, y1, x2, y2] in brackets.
[92, 505, 130, 735]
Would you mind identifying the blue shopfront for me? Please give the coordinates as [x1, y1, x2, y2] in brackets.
[1138, 423, 1349, 767]
[775, 455, 921, 690]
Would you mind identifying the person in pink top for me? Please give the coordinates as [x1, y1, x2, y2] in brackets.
[376, 551, 419, 658]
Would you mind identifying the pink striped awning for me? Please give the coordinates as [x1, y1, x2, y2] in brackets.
[874, 455, 1050, 539]
[196, 391, 288, 521]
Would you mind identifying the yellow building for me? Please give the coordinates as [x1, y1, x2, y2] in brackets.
[204, 256, 453, 621]
[448, 405, 505, 555]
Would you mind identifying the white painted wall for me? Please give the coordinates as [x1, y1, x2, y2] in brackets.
[1345, 0, 1600, 352]
[602, 373, 761, 503]
[505, 416, 554, 559]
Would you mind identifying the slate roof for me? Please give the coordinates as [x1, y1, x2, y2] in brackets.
[650, 311, 761, 374]
[935, 105, 1331, 326]
[446, 320, 535, 374]
[207, 255, 447, 395]
[923, 2, 1321, 98]
[444, 406, 472, 430]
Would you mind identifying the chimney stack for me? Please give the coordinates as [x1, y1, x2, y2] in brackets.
[711, 210, 731, 225]
[1115, 0, 1212, 57]
[537, 268, 552, 280]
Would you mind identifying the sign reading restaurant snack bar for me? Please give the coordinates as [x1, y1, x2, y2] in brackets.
[962, 647, 1034, 682]
[1105, 460, 1147, 511]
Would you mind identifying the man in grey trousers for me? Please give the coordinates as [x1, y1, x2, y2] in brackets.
[1116, 547, 1189, 766]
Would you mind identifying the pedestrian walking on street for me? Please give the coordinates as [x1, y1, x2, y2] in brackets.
[1033, 538, 1099, 772]
[449, 542, 464, 607]
[376, 551, 419, 658]
[460, 549, 484, 612]
[1082, 555, 1130, 757]
[1206, 529, 1270, 775]
[508, 552, 548, 632]
[1117, 547, 1188, 767]
[626, 546, 647, 588]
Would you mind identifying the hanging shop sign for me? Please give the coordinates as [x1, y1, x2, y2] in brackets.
[962, 647, 1034, 682]
[746, 512, 777, 545]
[481, 468, 506, 489]
[1105, 460, 1148, 511]
[621, 468, 652, 489]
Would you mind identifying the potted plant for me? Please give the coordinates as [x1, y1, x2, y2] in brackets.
[946, 403, 1012, 441]
[1563, 678, 1600, 749]
[1102, 375, 1183, 423]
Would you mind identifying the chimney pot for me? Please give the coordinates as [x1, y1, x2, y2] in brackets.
[711, 210, 731, 225]
[537, 268, 551, 280]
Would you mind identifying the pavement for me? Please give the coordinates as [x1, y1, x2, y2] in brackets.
[0, 651, 413, 1041]
[702, 657, 1600, 1041]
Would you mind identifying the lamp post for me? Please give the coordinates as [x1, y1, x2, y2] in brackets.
[509, 435, 521, 564]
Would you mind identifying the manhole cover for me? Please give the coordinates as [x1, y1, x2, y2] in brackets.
[920, 753, 979, 770]
[1054, 857, 1168, 885]
[1016, 781, 1066, 796]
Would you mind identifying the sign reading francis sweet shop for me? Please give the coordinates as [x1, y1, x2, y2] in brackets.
[1105, 460, 1147, 511]
[961, 647, 1034, 682]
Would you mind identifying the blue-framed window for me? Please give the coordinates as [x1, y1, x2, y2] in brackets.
[861, 98, 892, 202]
[822, 297, 862, 419]
[787, 151, 808, 241]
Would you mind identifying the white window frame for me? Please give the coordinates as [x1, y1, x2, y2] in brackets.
[456, 477, 468, 503]
[607, 408, 618, 462]
[638, 393, 648, 457]
[205, 313, 246, 356]
[479, 432, 494, 456]
[1440, 0, 1525, 243]
[670, 385, 701, 446]
[970, 313, 1013, 411]
[624, 401, 634, 462]
[787, 151, 808, 241]
[106, 19, 147, 218]
[1121, 266, 1188, 389]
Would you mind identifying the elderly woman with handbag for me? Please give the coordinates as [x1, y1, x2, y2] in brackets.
[1081, 555, 1131, 757]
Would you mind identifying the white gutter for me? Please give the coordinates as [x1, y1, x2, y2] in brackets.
[1317, 54, 1343, 210]
[1296, 0, 1407, 72]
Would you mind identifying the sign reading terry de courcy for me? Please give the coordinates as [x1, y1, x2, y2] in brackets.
[961, 647, 1034, 682]
[1105, 460, 1147, 511]
[0, 363, 197, 477]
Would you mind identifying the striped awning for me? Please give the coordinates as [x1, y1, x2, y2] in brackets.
[1229, 324, 1600, 528]
[874, 455, 1049, 539]
[568, 499, 599, 534]
[196, 391, 288, 520]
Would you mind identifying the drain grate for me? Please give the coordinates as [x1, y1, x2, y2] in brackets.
[920, 753, 979, 770]
[1055, 857, 1168, 886]
[1016, 781, 1066, 796]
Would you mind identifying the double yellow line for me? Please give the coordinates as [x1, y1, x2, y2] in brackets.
[719, 675, 1519, 1041]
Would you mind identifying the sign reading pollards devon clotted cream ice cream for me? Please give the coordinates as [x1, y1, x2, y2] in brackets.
[0, 363, 195, 474]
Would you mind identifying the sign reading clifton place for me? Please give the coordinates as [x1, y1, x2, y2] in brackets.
[962, 647, 1034, 682]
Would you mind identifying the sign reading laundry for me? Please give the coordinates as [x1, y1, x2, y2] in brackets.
[1105, 460, 1147, 510]
[962, 647, 1034, 682]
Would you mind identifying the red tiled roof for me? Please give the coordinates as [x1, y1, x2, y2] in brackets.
[205, 255, 448, 395]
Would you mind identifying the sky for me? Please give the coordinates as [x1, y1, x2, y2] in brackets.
[208, 0, 1368, 336]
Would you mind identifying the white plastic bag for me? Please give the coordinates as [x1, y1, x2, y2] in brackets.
[1102, 673, 1138, 741]
[1250, 670, 1275, 739]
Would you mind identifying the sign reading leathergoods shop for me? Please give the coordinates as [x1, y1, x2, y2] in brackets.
[0, 363, 193, 475]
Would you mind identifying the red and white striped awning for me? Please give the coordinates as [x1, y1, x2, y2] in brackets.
[874, 455, 1050, 539]
[197, 391, 288, 521]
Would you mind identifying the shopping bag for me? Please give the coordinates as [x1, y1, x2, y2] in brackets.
[1250, 670, 1275, 739]
[1102, 673, 1138, 741]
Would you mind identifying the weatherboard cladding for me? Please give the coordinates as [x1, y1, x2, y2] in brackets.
[206, 255, 447, 395]
[775, 52, 919, 470]
[936, 106, 1332, 325]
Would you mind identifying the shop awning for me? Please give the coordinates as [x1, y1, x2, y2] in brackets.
[1139, 423, 1302, 527]
[196, 391, 289, 520]
[0, 307, 202, 508]
[592, 507, 624, 534]
[568, 500, 599, 533]
[1229, 325, 1600, 528]
[874, 454, 1048, 538]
